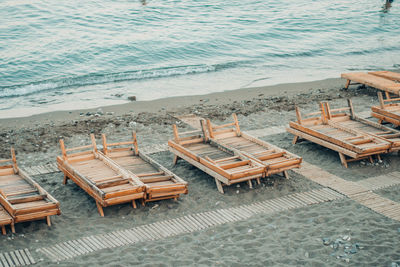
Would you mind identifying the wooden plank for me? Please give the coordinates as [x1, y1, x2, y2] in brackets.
[3, 253, 15, 267]
[0, 254, 9, 267]
[17, 250, 29, 266]
[13, 250, 25, 266]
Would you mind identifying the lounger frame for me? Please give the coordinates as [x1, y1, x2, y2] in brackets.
[0, 205, 12, 235]
[101, 132, 188, 203]
[371, 92, 400, 127]
[0, 148, 60, 233]
[168, 120, 264, 194]
[287, 103, 390, 167]
[325, 99, 400, 152]
[57, 134, 145, 216]
[206, 114, 302, 178]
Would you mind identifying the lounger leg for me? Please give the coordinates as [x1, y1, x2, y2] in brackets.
[256, 178, 261, 185]
[369, 156, 373, 164]
[173, 155, 179, 166]
[248, 180, 253, 189]
[283, 171, 289, 179]
[344, 79, 351, 89]
[215, 179, 224, 194]
[339, 153, 348, 168]
[11, 223, 15, 234]
[141, 199, 146, 206]
[132, 200, 137, 209]
[63, 174, 68, 185]
[46, 216, 51, 227]
[1, 225, 5, 235]
[377, 154, 382, 162]
[96, 202, 104, 217]
[173, 196, 178, 201]
[292, 135, 299, 145]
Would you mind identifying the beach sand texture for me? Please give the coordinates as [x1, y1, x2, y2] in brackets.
[0, 79, 400, 266]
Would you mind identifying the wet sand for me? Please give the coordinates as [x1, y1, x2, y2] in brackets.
[0, 78, 399, 266]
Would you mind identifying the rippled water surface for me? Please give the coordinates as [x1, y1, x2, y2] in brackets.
[1, 0, 399, 117]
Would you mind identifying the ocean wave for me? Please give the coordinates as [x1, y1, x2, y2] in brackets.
[0, 64, 235, 98]
[343, 45, 400, 56]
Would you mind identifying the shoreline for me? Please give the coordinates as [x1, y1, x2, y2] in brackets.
[0, 77, 345, 126]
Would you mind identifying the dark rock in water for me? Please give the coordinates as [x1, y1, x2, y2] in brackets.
[128, 96, 137, 101]
[323, 238, 331, 245]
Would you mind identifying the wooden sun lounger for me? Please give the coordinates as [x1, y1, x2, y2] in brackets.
[323, 100, 400, 153]
[168, 120, 265, 194]
[101, 133, 188, 203]
[287, 103, 391, 168]
[371, 92, 400, 127]
[0, 148, 60, 230]
[57, 134, 146, 216]
[341, 72, 400, 95]
[206, 114, 302, 178]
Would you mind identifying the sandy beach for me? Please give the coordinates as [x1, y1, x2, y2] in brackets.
[1, 78, 400, 266]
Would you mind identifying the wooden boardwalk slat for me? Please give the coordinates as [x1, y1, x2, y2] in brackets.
[60, 242, 77, 259]
[17, 250, 29, 266]
[0, 253, 9, 267]
[14, 250, 26, 266]
[3, 253, 14, 267]
[8, 251, 19, 267]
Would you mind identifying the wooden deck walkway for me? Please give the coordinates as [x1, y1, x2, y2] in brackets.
[37, 187, 343, 262]
[0, 249, 35, 267]
[294, 163, 400, 221]
[358, 172, 400, 191]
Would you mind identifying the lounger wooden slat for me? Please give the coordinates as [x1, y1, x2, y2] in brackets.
[342, 72, 400, 95]
[101, 132, 188, 202]
[0, 148, 60, 230]
[57, 134, 146, 216]
[371, 92, 400, 127]
[168, 120, 264, 193]
[206, 114, 302, 178]
[324, 99, 400, 152]
[369, 71, 400, 82]
[288, 103, 390, 167]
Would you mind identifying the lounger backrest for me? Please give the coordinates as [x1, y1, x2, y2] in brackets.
[206, 113, 240, 139]
[59, 134, 97, 161]
[377, 92, 400, 109]
[321, 100, 354, 121]
[0, 148, 18, 175]
[171, 119, 208, 145]
[294, 105, 324, 125]
[101, 132, 139, 155]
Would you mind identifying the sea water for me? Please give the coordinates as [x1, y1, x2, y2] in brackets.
[0, 0, 399, 117]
